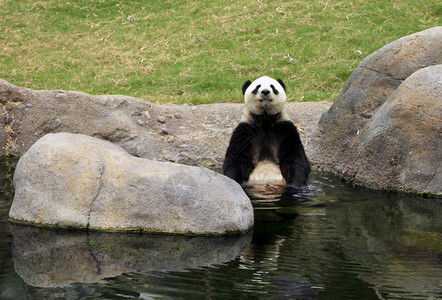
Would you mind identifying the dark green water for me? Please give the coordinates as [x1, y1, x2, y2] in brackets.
[0, 157, 441, 299]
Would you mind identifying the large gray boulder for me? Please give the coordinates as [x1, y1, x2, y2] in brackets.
[9, 133, 254, 235]
[0, 79, 330, 165]
[347, 65, 441, 194]
[308, 26, 442, 195]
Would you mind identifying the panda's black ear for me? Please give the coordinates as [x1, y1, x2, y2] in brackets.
[242, 80, 252, 95]
[277, 79, 286, 91]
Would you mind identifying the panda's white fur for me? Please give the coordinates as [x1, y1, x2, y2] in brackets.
[241, 76, 289, 123]
[241, 76, 288, 185]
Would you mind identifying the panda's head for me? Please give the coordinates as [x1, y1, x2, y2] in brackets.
[242, 76, 287, 117]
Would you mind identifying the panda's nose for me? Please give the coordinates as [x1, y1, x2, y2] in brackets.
[261, 89, 270, 96]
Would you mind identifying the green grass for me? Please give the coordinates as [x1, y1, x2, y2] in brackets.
[0, 0, 440, 104]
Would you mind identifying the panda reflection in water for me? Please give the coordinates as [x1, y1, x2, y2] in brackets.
[223, 76, 310, 192]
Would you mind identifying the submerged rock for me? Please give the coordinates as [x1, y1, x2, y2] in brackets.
[9, 133, 254, 235]
[309, 27, 442, 195]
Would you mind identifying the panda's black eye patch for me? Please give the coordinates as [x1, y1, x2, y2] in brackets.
[252, 85, 261, 95]
[270, 85, 279, 95]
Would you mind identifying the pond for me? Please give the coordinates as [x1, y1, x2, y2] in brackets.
[0, 157, 441, 299]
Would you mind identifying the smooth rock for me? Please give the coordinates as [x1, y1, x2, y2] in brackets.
[9, 133, 254, 235]
[157, 115, 166, 123]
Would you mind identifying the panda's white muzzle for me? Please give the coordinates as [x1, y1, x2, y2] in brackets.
[259, 96, 273, 110]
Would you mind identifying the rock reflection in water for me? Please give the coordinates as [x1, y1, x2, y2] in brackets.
[10, 224, 252, 288]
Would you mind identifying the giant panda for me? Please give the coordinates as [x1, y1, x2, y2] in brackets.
[223, 76, 310, 190]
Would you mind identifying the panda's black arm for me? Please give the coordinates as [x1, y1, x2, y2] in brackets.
[223, 122, 257, 184]
[275, 121, 310, 187]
